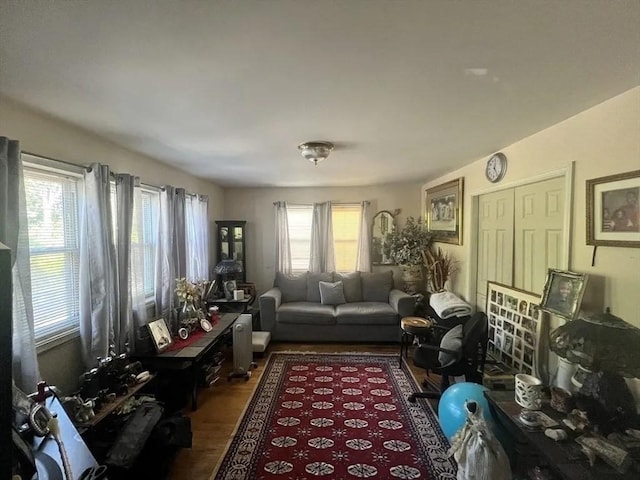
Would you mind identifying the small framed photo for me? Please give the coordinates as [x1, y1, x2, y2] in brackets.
[147, 318, 173, 353]
[424, 177, 464, 245]
[223, 279, 237, 300]
[540, 269, 588, 320]
[586, 169, 640, 247]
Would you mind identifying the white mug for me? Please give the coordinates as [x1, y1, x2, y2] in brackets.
[233, 289, 244, 300]
[515, 373, 543, 410]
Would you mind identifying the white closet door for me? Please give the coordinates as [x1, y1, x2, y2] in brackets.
[513, 177, 566, 294]
[476, 189, 515, 310]
[476, 176, 566, 310]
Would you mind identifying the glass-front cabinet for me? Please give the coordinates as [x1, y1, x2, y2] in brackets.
[216, 220, 246, 282]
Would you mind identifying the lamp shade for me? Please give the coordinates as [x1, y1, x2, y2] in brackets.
[213, 259, 243, 275]
[549, 309, 640, 378]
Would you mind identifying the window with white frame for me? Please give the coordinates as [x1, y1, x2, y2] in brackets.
[286, 204, 313, 272]
[286, 203, 361, 273]
[109, 183, 158, 300]
[24, 166, 81, 347]
[331, 203, 361, 272]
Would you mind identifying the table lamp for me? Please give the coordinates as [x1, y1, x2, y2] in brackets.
[549, 308, 640, 432]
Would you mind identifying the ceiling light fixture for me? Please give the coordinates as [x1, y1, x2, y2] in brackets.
[298, 141, 334, 165]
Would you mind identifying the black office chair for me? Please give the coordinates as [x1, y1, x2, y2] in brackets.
[408, 312, 488, 402]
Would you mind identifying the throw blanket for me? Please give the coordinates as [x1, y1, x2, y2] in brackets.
[430, 291, 472, 319]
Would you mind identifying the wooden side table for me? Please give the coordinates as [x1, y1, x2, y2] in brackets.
[400, 316, 432, 367]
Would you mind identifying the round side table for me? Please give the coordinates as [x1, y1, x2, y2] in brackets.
[400, 316, 432, 367]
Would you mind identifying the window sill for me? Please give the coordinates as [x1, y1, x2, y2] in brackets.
[36, 328, 80, 355]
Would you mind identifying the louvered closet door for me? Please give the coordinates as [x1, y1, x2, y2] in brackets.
[513, 177, 565, 294]
[476, 189, 514, 310]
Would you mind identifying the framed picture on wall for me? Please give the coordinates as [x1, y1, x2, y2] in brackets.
[424, 177, 464, 244]
[586, 169, 640, 247]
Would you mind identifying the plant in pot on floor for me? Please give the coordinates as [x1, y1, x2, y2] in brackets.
[383, 216, 433, 294]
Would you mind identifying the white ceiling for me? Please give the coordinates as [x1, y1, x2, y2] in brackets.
[1, 1, 639, 187]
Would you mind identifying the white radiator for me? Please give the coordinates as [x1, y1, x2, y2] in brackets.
[230, 313, 255, 379]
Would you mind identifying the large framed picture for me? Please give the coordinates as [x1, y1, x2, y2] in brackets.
[486, 282, 546, 378]
[540, 269, 588, 320]
[586, 169, 640, 247]
[147, 318, 173, 353]
[424, 177, 464, 245]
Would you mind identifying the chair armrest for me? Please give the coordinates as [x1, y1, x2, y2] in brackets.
[389, 289, 416, 318]
[259, 288, 281, 332]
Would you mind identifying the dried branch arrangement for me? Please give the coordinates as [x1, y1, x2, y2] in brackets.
[422, 246, 458, 292]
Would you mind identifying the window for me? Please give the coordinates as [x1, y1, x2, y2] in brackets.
[286, 203, 361, 273]
[110, 183, 158, 300]
[24, 166, 81, 347]
[286, 205, 313, 272]
[331, 204, 361, 272]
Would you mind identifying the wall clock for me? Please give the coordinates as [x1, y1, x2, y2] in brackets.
[486, 152, 507, 183]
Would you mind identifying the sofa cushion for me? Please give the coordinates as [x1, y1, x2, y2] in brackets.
[307, 272, 334, 302]
[335, 272, 362, 302]
[277, 302, 336, 325]
[335, 302, 398, 325]
[275, 271, 309, 303]
[438, 324, 463, 367]
[319, 281, 346, 305]
[361, 270, 394, 302]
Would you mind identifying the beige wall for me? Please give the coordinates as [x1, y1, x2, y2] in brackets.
[2, 86, 638, 392]
[1, 96, 225, 393]
[421, 86, 640, 328]
[223, 184, 423, 294]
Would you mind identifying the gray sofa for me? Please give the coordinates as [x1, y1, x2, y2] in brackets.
[259, 270, 416, 342]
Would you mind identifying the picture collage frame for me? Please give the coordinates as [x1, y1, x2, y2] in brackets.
[486, 281, 544, 377]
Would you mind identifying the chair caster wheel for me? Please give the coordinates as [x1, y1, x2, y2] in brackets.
[408, 394, 417, 403]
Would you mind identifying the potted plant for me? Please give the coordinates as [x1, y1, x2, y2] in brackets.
[383, 216, 433, 293]
[422, 246, 458, 292]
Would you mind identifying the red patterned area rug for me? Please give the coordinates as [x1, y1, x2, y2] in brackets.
[212, 352, 456, 479]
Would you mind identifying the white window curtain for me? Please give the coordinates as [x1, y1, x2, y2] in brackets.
[0, 137, 40, 392]
[356, 201, 371, 272]
[186, 194, 209, 282]
[274, 201, 292, 274]
[309, 201, 335, 273]
[155, 186, 186, 334]
[79, 163, 117, 367]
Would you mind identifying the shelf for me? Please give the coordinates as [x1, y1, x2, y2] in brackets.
[77, 375, 154, 429]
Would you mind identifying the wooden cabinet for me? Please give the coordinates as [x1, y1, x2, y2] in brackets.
[216, 220, 246, 283]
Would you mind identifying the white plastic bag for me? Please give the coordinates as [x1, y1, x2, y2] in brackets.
[448, 400, 512, 480]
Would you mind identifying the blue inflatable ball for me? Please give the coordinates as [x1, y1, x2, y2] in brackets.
[437, 382, 494, 440]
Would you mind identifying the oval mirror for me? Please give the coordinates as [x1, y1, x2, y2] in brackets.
[371, 210, 396, 265]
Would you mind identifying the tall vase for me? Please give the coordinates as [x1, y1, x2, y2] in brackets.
[399, 264, 424, 295]
[180, 301, 199, 332]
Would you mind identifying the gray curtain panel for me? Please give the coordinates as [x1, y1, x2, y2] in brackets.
[114, 173, 135, 354]
[155, 185, 186, 334]
[0, 136, 40, 391]
[80, 163, 117, 366]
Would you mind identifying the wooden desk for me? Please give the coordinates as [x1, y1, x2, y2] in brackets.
[485, 390, 639, 480]
[207, 297, 252, 313]
[134, 313, 239, 410]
